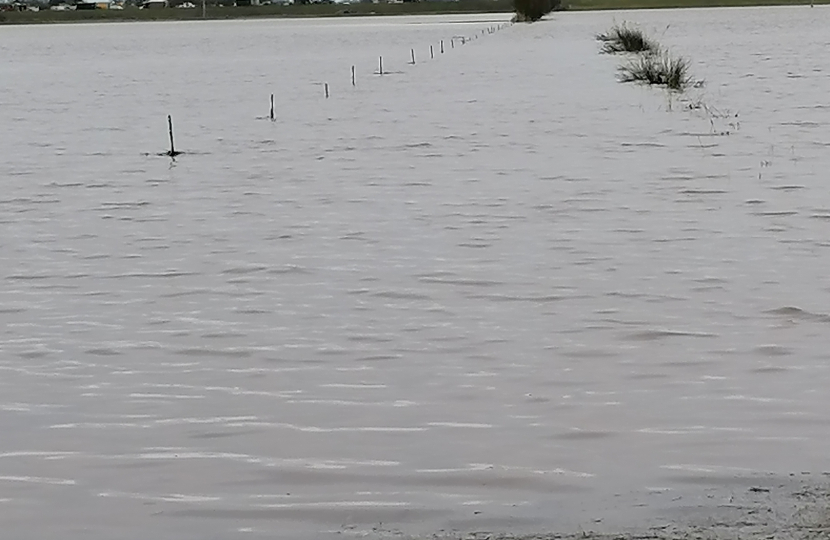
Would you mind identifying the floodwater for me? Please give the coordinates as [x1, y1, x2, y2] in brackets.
[2, 7, 830, 539]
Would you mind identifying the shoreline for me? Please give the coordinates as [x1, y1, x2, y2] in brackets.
[1, 0, 826, 25]
[3, 1, 510, 25]
[378, 473, 830, 540]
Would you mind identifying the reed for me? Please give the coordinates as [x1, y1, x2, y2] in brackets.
[596, 23, 658, 54]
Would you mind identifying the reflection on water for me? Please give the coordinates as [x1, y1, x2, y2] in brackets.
[1, 7, 830, 540]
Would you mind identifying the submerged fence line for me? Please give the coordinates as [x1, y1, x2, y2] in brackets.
[160, 20, 515, 156]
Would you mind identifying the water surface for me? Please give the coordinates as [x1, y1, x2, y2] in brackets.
[1, 8, 830, 540]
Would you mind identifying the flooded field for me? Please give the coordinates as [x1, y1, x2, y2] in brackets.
[1, 8, 830, 540]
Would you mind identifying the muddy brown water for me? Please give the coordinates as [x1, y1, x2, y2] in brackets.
[1, 8, 830, 540]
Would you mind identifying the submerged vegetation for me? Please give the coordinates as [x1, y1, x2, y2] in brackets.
[596, 23, 658, 54]
[513, 0, 561, 22]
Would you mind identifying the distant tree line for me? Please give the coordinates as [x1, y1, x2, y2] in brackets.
[513, 0, 559, 21]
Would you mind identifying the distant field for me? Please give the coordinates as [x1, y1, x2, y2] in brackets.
[0, 0, 825, 24]
[569, 0, 824, 9]
[0, 0, 512, 24]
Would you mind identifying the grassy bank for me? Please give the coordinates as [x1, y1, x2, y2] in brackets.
[568, 0, 825, 9]
[1, 0, 825, 25]
[0, 0, 512, 24]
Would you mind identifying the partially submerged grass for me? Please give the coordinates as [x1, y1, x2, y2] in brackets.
[596, 23, 658, 54]
[618, 52, 694, 91]
[597, 21, 698, 92]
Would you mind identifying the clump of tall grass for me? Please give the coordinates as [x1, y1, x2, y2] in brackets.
[618, 52, 693, 92]
[596, 23, 658, 54]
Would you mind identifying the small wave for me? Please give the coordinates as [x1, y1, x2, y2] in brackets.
[104, 271, 196, 279]
[49, 422, 147, 429]
[371, 290, 432, 301]
[661, 464, 755, 474]
[0, 451, 78, 459]
[464, 293, 564, 303]
[679, 189, 728, 194]
[693, 276, 728, 284]
[418, 277, 504, 287]
[780, 120, 819, 126]
[5, 274, 54, 281]
[154, 416, 258, 427]
[159, 289, 210, 298]
[751, 366, 788, 374]
[346, 334, 394, 343]
[754, 345, 792, 357]
[555, 429, 614, 440]
[723, 394, 792, 403]
[48, 182, 84, 188]
[286, 399, 414, 408]
[621, 141, 666, 148]
[427, 422, 493, 429]
[356, 354, 402, 362]
[173, 348, 253, 358]
[99, 491, 220, 503]
[297, 426, 426, 433]
[267, 265, 311, 275]
[560, 349, 618, 359]
[623, 329, 717, 341]
[201, 331, 248, 339]
[98, 201, 151, 209]
[260, 500, 411, 509]
[85, 348, 121, 356]
[320, 383, 386, 389]
[765, 306, 830, 323]
[221, 265, 269, 275]
[129, 393, 205, 400]
[0, 475, 75, 486]
[753, 210, 798, 217]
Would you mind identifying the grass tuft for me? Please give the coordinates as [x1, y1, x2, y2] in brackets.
[618, 52, 693, 91]
[596, 23, 658, 54]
